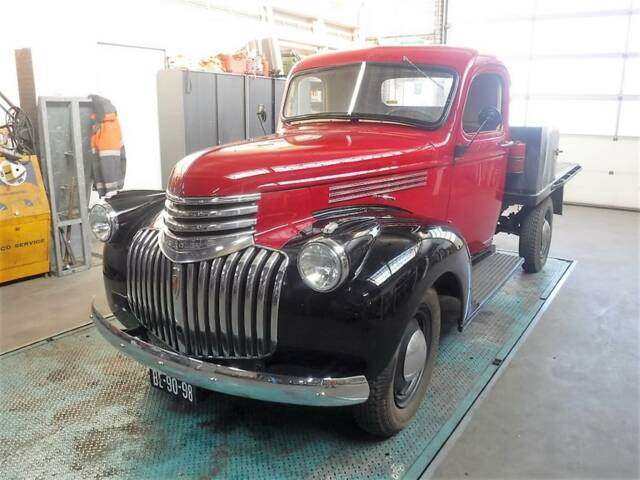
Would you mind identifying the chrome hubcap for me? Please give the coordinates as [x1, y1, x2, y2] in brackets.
[395, 315, 431, 408]
[403, 329, 428, 383]
[540, 219, 551, 259]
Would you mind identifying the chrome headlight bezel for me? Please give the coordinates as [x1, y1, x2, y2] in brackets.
[89, 202, 118, 242]
[297, 238, 349, 293]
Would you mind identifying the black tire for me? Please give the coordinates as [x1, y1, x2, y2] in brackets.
[353, 288, 441, 437]
[519, 198, 553, 273]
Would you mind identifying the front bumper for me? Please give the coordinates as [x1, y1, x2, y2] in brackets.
[91, 303, 370, 407]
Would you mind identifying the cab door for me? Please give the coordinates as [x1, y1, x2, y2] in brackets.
[447, 70, 509, 255]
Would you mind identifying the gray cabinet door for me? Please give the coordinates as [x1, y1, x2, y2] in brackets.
[184, 71, 217, 153]
[216, 74, 246, 145]
[247, 76, 274, 138]
[274, 78, 286, 126]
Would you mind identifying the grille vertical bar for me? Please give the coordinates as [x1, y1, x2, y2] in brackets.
[186, 263, 198, 355]
[196, 260, 212, 356]
[208, 258, 224, 356]
[140, 231, 155, 321]
[150, 248, 163, 340]
[231, 248, 256, 357]
[158, 255, 169, 344]
[244, 249, 268, 357]
[172, 263, 188, 352]
[256, 252, 281, 356]
[163, 254, 177, 349]
[126, 231, 137, 318]
[218, 252, 239, 356]
[127, 229, 286, 359]
[130, 229, 148, 320]
[270, 260, 288, 353]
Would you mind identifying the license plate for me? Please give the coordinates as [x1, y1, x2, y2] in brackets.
[149, 369, 200, 403]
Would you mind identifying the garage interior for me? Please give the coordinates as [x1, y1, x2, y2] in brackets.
[1, 1, 638, 479]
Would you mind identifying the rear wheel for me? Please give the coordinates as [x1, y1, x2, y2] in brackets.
[353, 288, 440, 437]
[519, 198, 553, 273]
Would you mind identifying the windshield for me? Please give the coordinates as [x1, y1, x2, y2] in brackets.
[283, 62, 456, 127]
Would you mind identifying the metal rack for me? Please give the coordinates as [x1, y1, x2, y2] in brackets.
[38, 97, 93, 276]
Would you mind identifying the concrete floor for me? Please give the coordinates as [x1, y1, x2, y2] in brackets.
[434, 205, 640, 479]
[0, 205, 638, 478]
[0, 265, 107, 353]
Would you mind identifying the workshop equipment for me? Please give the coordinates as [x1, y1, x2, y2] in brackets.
[0, 154, 51, 283]
[38, 97, 93, 276]
[1, 90, 37, 159]
[38, 95, 128, 275]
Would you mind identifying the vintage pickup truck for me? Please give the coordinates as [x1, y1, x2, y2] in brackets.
[90, 46, 580, 436]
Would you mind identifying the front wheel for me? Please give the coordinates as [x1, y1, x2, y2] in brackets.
[519, 198, 554, 273]
[353, 288, 441, 437]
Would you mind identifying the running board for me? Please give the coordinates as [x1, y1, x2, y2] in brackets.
[461, 251, 524, 330]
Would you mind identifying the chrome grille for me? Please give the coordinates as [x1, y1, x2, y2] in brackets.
[127, 229, 287, 359]
[160, 193, 260, 262]
[328, 171, 428, 203]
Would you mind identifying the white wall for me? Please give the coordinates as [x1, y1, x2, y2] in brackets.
[358, 0, 436, 39]
[95, 45, 166, 191]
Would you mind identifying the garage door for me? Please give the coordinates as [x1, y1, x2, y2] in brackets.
[447, 0, 640, 210]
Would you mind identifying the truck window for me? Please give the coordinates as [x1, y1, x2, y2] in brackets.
[284, 65, 361, 118]
[283, 63, 456, 127]
[462, 74, 503, 134]
[381, 77, 451, 108]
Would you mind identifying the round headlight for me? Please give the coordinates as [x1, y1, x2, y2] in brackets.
[89, 203, 117, 242]
[297, 239, 349, 292]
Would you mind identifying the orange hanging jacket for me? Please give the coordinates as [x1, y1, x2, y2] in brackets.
[89, 95, 126, 197]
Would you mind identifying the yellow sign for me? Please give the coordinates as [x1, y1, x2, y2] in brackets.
[0, 155, 51, 283]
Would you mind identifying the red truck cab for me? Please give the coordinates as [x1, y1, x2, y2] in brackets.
[90, 46, 580, 437]
[169, 47, 510, 256]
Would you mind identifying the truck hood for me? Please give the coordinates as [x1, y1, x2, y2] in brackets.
[167, 123, 441, 197]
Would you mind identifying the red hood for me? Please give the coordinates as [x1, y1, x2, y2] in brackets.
[167, 123, 443, 197]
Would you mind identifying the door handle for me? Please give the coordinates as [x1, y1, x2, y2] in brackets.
[499, 141, 514, 148]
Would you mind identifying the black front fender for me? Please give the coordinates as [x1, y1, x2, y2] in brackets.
[276, 213, 471, 380]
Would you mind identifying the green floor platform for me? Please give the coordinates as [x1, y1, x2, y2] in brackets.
[0, 256, 574, 480]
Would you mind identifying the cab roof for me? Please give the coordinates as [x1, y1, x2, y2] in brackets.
[290, 45, 501, 76]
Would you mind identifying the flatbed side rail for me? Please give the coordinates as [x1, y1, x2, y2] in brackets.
[503, 163, 582, 207]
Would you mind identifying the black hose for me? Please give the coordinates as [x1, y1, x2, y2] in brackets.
[0, 91, 36, 156]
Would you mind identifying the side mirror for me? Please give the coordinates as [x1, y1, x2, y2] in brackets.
[455, 106, 503, 157]
[478, 106, 502, 131]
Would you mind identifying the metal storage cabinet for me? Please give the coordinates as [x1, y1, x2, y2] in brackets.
[184, 72, 217, 153]
[157, 70, 286, 186]
[247, 76, 274, 137]
[216, 74, 245, 145]
[274, 79, 285, 128]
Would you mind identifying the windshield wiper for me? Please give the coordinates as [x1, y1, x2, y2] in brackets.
[402, 56, 445, 91]
[285, 115, 351, 125]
